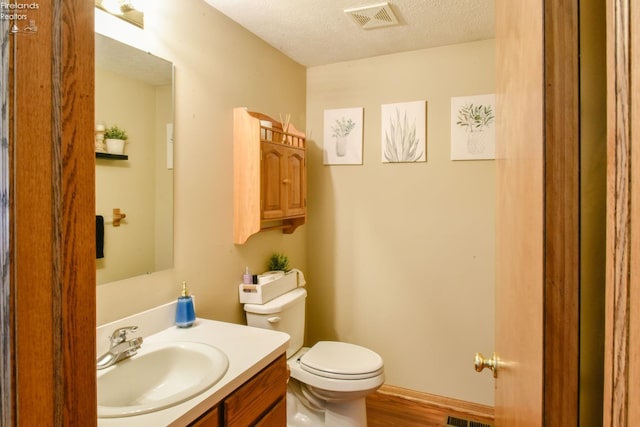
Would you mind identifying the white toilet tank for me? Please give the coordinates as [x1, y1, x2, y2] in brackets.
[244, 287, 306, 358]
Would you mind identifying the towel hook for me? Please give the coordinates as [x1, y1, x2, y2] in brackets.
[112, 208, 126, 227]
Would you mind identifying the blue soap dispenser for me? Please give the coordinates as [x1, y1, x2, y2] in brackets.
[176, 281, 196, 328]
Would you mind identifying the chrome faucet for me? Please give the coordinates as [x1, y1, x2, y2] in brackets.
[96, 326, 143, 370]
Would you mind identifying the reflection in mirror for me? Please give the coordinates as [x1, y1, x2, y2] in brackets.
[95, 33, 174, 285]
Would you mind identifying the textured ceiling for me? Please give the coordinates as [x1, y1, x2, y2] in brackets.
[96, 33, 173, 86]
[203, 0, 495, 67]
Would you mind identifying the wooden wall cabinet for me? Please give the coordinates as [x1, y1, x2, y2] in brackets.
[234, 108, 306, 244]
[189, 355, 287, 427]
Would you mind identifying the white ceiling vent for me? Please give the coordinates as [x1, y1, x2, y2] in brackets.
[345, 2, 399, 30]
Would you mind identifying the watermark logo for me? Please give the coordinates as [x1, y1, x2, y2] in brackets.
[1, 2, 39, 33]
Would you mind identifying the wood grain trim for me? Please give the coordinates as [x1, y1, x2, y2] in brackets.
[11, 0, 96, 425]
[0, 15, 13, 427]
[543, 0, 580, 424]
[59, 0, 96, 424]
[14, 3, 56, 423]
[366, 385, 494, 427]
[628, 1, 640, 423]
[604, 0, 632, 425]
[52, 1, 65, 423]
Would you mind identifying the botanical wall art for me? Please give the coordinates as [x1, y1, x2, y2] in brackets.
[381, 101, 426, 163]
[450, 94, 496, 160]
[323, 107, 364, 165]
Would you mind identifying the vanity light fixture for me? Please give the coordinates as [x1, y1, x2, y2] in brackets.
[100, 0, 127, 15]
[95, 0, 144, 28]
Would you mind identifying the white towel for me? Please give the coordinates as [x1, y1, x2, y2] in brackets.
[289, 268, 306, 287]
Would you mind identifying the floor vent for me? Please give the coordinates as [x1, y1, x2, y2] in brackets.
[446, 415, 493, 427]
[344, 2, 399, 29]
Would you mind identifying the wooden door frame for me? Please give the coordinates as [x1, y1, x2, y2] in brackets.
[543, 0, 580, 424]
[603, 0, 639, 424]
[3, 0, 96, 425]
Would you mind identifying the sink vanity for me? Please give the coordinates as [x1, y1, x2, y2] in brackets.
[97, 301, 289, 426]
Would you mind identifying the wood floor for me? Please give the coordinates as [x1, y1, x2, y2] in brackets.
[366, 385, 494, 427]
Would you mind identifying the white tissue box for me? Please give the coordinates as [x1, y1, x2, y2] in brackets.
[239, 270, 299, 304]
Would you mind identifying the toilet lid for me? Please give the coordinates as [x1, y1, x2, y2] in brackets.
[299, 341, 383, 380]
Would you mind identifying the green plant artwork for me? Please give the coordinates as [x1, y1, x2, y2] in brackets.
[331, 117, 355, 157]
[381, 101, 426, 163]
[331, 117, 356, 139]
[323, 107, 363, 165]
[450, 94, 496, 160]
[456, 104, 495, 133]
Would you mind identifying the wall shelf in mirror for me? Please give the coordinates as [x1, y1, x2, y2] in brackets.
[96, 152, 128, 160]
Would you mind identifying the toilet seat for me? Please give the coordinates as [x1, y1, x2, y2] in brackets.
[299, 341, 384, 380]
[288, 344, 385, 395]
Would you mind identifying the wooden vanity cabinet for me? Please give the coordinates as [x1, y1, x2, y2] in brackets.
[189, 355, 287, 427]
[224, 354, 287, 426]
[234, 108, 306, 244]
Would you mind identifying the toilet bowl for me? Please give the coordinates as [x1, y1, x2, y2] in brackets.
[244, 287, 384, 426]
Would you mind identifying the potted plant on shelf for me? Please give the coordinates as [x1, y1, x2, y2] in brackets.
[104, 125, 128, 155]
[267, 253, 290, 272]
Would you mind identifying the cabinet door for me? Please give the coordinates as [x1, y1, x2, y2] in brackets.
[254, 397, 286, 426]
[261, 144, 285, 219]
[189, 405, 220, 427]
[262, 143, 306, 220]
[284, 148, 306, 217]
[224, 356, 287, 427]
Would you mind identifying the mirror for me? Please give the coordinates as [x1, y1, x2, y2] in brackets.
[95, 33, 174, 285]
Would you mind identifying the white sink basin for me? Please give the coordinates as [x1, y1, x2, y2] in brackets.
[97, 341, 229, 418]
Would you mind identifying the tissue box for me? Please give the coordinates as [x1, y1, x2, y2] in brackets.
[239, 271, 298, 304]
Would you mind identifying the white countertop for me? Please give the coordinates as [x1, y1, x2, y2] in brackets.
[97, 302, 289, 426]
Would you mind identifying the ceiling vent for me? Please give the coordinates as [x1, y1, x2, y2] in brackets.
[345, 2, 399, 30]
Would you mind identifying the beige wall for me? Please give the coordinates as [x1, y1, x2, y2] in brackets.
[96, 1, 307, 324]
[305, 40, 496, 405]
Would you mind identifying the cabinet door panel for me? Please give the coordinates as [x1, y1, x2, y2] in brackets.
[224, 356, 287, 427]
[285, 150, 306, 217]
[254, 398, 286, 427]
[261, 146, 284, 219]
[189, 405, 220, 427]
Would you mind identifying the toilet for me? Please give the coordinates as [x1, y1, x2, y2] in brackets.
[244, 287, 384, 427]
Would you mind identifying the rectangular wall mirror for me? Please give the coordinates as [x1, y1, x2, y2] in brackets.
[95, 32, 174, 285]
